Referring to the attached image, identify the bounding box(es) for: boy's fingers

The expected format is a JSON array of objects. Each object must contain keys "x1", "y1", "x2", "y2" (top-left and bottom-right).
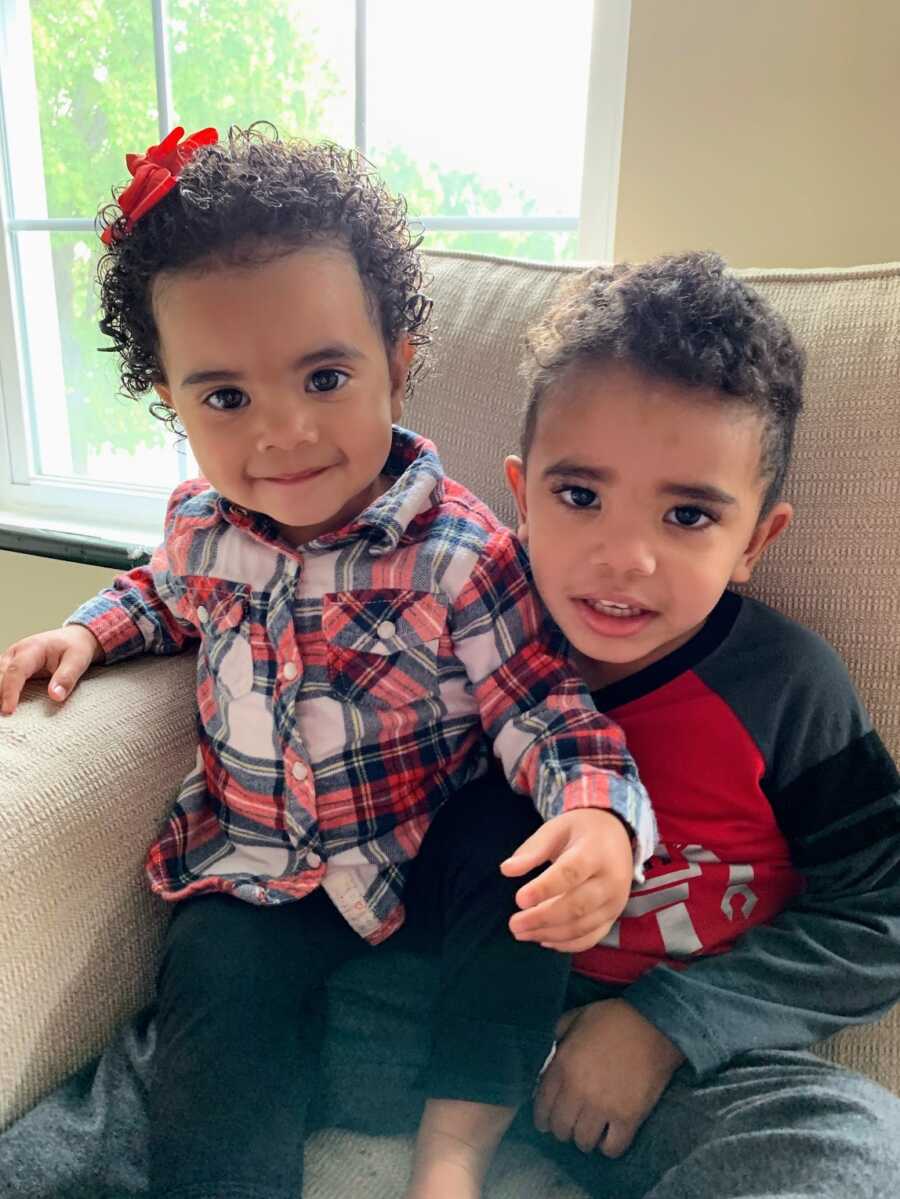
[
  {"x1": 555, "y1": 1008, "x2": 581, "y2": 1039},
  {"x1": 574, "y1": 1108, "x2": 609, "y2": 1154},
  {"x1": 599, "y1": 1119, "x2": 636, "y2": 1159},
  {"x1": 500, "y1": 820, "x2": 563, "y2": 878},
  {"x1": 533, "y1": 1067, "x2": 562, "y2": 1134},
  {"x1": 549, "y1": 1090, "x2": 582, "y2": 1145}
]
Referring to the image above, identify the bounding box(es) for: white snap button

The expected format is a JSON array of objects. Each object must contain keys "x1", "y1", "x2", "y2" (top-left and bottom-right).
[
  {"x1": 292, "y1": 761, "x2": 308, "y2": 781},
  {"x1": 196, "y1": 605, "x2": 209, "y2": 624},
  {"x1": 307, "y1": 851, "x2": 322, "y2": 869},
  {"x1": 377, "y1": 619, "x2": 396, "y2": 640},
  {"x1": 283, "y1": 662, "x2": 298, "y2": 680}
]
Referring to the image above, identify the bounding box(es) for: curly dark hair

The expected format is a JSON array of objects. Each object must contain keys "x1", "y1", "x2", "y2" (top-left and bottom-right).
[
  {"x1": 520, "y1": 251, "x2": 805, "y2": 515},
  {"x1": 97, "y1": 123, "x2": 432, "y2": 428}
]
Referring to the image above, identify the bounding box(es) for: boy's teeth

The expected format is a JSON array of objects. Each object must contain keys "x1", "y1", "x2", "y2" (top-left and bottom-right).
[{"x1": 585, "y1": 599, "x2": 643, "y2": 617}]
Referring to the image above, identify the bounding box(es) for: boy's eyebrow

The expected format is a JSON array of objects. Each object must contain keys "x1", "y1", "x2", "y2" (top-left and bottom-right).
[
  {"x1": 542, "y1": 462, "x2": 615, "y2": 484},
  {"x1": 659, "y1": 482, "x2": 737, "y2": 506},
  {"x1": 180, "y1": 343, "x2": 365, "y2": 387},
  {"x1": 542, "y1": 462, "x2": 737, "y2": 506}
]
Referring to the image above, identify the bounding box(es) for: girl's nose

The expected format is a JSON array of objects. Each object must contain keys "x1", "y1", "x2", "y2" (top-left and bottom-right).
[{"x1": 254, "y1": 397, "x2": 319, "y2": 453}]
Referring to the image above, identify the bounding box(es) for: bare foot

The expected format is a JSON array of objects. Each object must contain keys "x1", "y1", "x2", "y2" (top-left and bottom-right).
[
  {"x1": 403, "y1": 1098, "x2": 516, "y2": 1199},
  {"x1": 403, "y1": 1127, "x2": 485, "y2": 1199}
]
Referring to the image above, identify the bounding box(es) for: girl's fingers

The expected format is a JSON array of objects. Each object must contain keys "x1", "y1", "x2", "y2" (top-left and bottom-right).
[
  {"x1": 500, "y1": 819, "x2": 563, "y2": 878},
  {"x1": 513, "y1": 846, "x2": 593, "y2": 909}
]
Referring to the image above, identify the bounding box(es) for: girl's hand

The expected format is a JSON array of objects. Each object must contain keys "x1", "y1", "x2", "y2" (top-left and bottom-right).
[
  {"x1": 0, "y1": 625, "x2": 103, "y2": 715},
  {"x1": 534, "y1": 999, "x2": 685, "y2": 1156},
  {"x1": 501, "y1": 808, "x2": 633, "y2": 952}
]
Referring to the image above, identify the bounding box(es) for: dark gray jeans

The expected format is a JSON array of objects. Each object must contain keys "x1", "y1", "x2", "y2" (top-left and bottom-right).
[{"x1": 3, "y1": 944, "x2": 900, "y2": 1198}]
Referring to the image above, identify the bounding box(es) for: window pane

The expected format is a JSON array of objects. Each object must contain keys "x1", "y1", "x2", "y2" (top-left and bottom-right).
[
  {"x1": 169, "y1": 0, "x2": 354, "y2": 145},
  {"x1": 422, "y1": 229, "x2": 579, "y2": 264},
  {"x1": 14, "y1": 230, "x2": 189, "y2": 488},
  {"x1": 28, "y1": 1, "x2": 157, "y2": 220},
  {"x1": 367, "y1": 0, "x2": 593, "y2": 222}
]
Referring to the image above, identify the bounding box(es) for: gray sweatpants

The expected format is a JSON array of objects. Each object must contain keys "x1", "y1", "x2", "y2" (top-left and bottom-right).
[{"x1": 3, "y1": 946, "x2": 900, "y2": 1198}]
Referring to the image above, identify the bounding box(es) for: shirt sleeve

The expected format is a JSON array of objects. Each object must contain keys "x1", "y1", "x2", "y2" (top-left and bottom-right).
[
  {"x1": 448, "y1": 527, "x2": 657, "y2": 877},
  {"x1": 65, "y1": 482, "x2": 203, "y2": 663},
  {"x1": 623, "y1": 729, "x2": 900, "y2": 1078}
]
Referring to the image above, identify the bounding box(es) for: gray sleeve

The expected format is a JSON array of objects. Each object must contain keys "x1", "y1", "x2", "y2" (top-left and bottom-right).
[{"x1": 623, "y1": 805, "x2": 900, "y2": 1078}]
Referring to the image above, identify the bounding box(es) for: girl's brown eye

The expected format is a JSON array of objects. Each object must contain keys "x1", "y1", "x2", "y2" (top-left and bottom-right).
[
  {"x1": 308, "y1": 369, "x2": 348, "y2": 393},
  {"x1": 204, "y1": 387, "x2": 248, "y2": 411}
]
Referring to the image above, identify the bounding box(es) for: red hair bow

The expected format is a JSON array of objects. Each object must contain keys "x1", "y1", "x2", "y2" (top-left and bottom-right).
[{"x1": 101, "y1": 125, "x2": 219, "y2": 245}]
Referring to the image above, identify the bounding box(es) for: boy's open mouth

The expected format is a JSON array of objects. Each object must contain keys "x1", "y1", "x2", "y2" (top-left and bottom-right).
[{"x1": 573, "y1": 596, "x2": 657, "y2": 638}]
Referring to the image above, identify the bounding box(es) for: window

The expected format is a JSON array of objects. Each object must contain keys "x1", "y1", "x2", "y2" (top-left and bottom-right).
[{"x1": 0, "y1": 0, "x2": 629, "y2": 555}]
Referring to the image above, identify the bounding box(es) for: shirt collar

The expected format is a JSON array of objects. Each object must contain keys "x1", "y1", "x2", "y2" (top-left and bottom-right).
[{"x1": 216, "y1": 426, "x2": 445, "y2": 557}]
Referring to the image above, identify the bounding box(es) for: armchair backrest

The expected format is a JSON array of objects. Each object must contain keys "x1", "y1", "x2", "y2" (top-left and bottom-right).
[{"x1": 414, "y1": 252, "x2": 900, "y2": 760}]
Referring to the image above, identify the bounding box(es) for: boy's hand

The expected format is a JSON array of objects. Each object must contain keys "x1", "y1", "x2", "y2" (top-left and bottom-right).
[
  {"x1": 502, "y1": 808, "x2": 632, "y2": 951},
  {"x1": 534, "y1": 999, "x2": 685, "y2": 1156},
  {"x1": 0, "y1": 625, "x2": 103, "y2": 716}
]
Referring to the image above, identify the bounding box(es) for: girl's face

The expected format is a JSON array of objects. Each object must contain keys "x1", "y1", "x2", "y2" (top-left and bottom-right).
[
  {"x1": 506, "y1": 361, "x2": 791, "y2": 689},
  {"x1": 152, "y1": 245, "x2": 409, "y2": 545}
]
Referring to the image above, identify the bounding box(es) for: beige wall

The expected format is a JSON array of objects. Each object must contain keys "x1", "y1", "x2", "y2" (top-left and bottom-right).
[
  {"x1": 615, "y1": 0, "x2": 900, "y2": 268},
  {"x1": 0, "y1": 551, "x2": 116, "y2": 647}
]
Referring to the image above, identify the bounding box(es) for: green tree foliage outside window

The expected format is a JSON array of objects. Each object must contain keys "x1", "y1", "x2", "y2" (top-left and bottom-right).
[{"x1": 29, "y1": 1, "x2": 576, "y2": 469}]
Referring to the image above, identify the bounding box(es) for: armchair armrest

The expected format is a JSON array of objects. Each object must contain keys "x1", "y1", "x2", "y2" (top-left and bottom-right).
[{"x1": 0, "y1": 654, "x2": 196, "y2": 1128}]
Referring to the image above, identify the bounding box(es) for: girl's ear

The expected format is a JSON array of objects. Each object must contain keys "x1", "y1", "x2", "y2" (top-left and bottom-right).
[
  {"x1": 730, "y1": 501, "x2": 793, "y2": 584},
  {"x1": 389, "y1": 337, "x2": 416, "y2": 422},
  {"x1": 504, "y1": 455, "x2": 529, "y2": 544},
  {"x1": 153, "y1": 382, "x2": 173, "y2": 408}
]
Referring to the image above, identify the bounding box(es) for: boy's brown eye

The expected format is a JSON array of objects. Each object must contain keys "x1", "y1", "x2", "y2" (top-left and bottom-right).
[
  {"x1": 558, "y1": 485, "x2": 599, "y2": 509},
  {"x1": 668, "y1": 505, "x2": 713, "y2": 528}
]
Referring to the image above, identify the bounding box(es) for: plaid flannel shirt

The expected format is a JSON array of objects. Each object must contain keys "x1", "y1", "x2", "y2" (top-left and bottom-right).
[{"x1": 69, "y1": 428, "x2": 655, "y2": 943}]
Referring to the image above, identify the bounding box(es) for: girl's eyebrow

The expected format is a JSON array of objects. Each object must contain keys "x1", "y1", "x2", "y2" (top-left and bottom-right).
[{"x1": 180, "y1": 343, "x2": 365, "y2": 387}]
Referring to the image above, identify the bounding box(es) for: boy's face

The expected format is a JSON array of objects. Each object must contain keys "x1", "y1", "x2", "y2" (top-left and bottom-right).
[
  {"x1": 153, "y1": 245, "x2": 410, "y2": 545},
  {"x1": 506, "y1": 361, "x2": 792, "y2": 688}
]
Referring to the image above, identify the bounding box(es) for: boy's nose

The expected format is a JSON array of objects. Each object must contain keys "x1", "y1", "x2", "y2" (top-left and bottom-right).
[{"x1": 588, "y1": 530, "x2": 656, "y2": 577}]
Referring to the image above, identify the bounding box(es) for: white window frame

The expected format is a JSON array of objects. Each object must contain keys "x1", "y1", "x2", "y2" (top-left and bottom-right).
[{"x1": 0, "y1": 0, "x2": 630, "y2": 552}]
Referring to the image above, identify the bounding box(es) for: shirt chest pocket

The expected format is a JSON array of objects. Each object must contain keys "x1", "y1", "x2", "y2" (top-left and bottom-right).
[
  {"x1": 183, "y1": 580, "x2": 254, "y2": 701},
  {"x1": 322, "y1": 590, "x2": 448, "y2": 709}
]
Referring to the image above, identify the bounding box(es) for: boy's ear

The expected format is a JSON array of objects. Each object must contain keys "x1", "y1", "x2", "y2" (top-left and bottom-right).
[
  {"x1": 730, "y1": 501, "x2": 793, "y2": 585},
  {"x1": 504, "y1": 455, "x2": 529, "y2": 544},
  {"x1": 389, "y1": 336, "x2": 415, "y2": 422}
]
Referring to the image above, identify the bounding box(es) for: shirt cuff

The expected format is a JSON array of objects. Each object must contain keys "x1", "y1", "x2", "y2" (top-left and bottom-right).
[
  {"x1": 623, "y1": 967, "x2": 731, "y2": 1079},
  {"x1": 65, "y1": 595, "x2": 147, "y2": 663},
  {"x1": 560, "y1": 771, "x2": 657, "y2": 884}
]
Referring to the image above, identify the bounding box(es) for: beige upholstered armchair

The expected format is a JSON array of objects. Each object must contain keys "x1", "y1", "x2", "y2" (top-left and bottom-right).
[{"x1": 2, "y1": 253, "x2": 898, "y2": 1196}]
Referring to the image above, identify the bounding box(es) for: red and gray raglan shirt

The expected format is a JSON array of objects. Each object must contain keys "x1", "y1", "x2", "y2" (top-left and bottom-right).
[
  {"x1": 572, "y1": 589, "x2": 900, "y2": 1077},
  {"x1": 66, "y1": 428, "x2": 655, "y2": 945}
]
